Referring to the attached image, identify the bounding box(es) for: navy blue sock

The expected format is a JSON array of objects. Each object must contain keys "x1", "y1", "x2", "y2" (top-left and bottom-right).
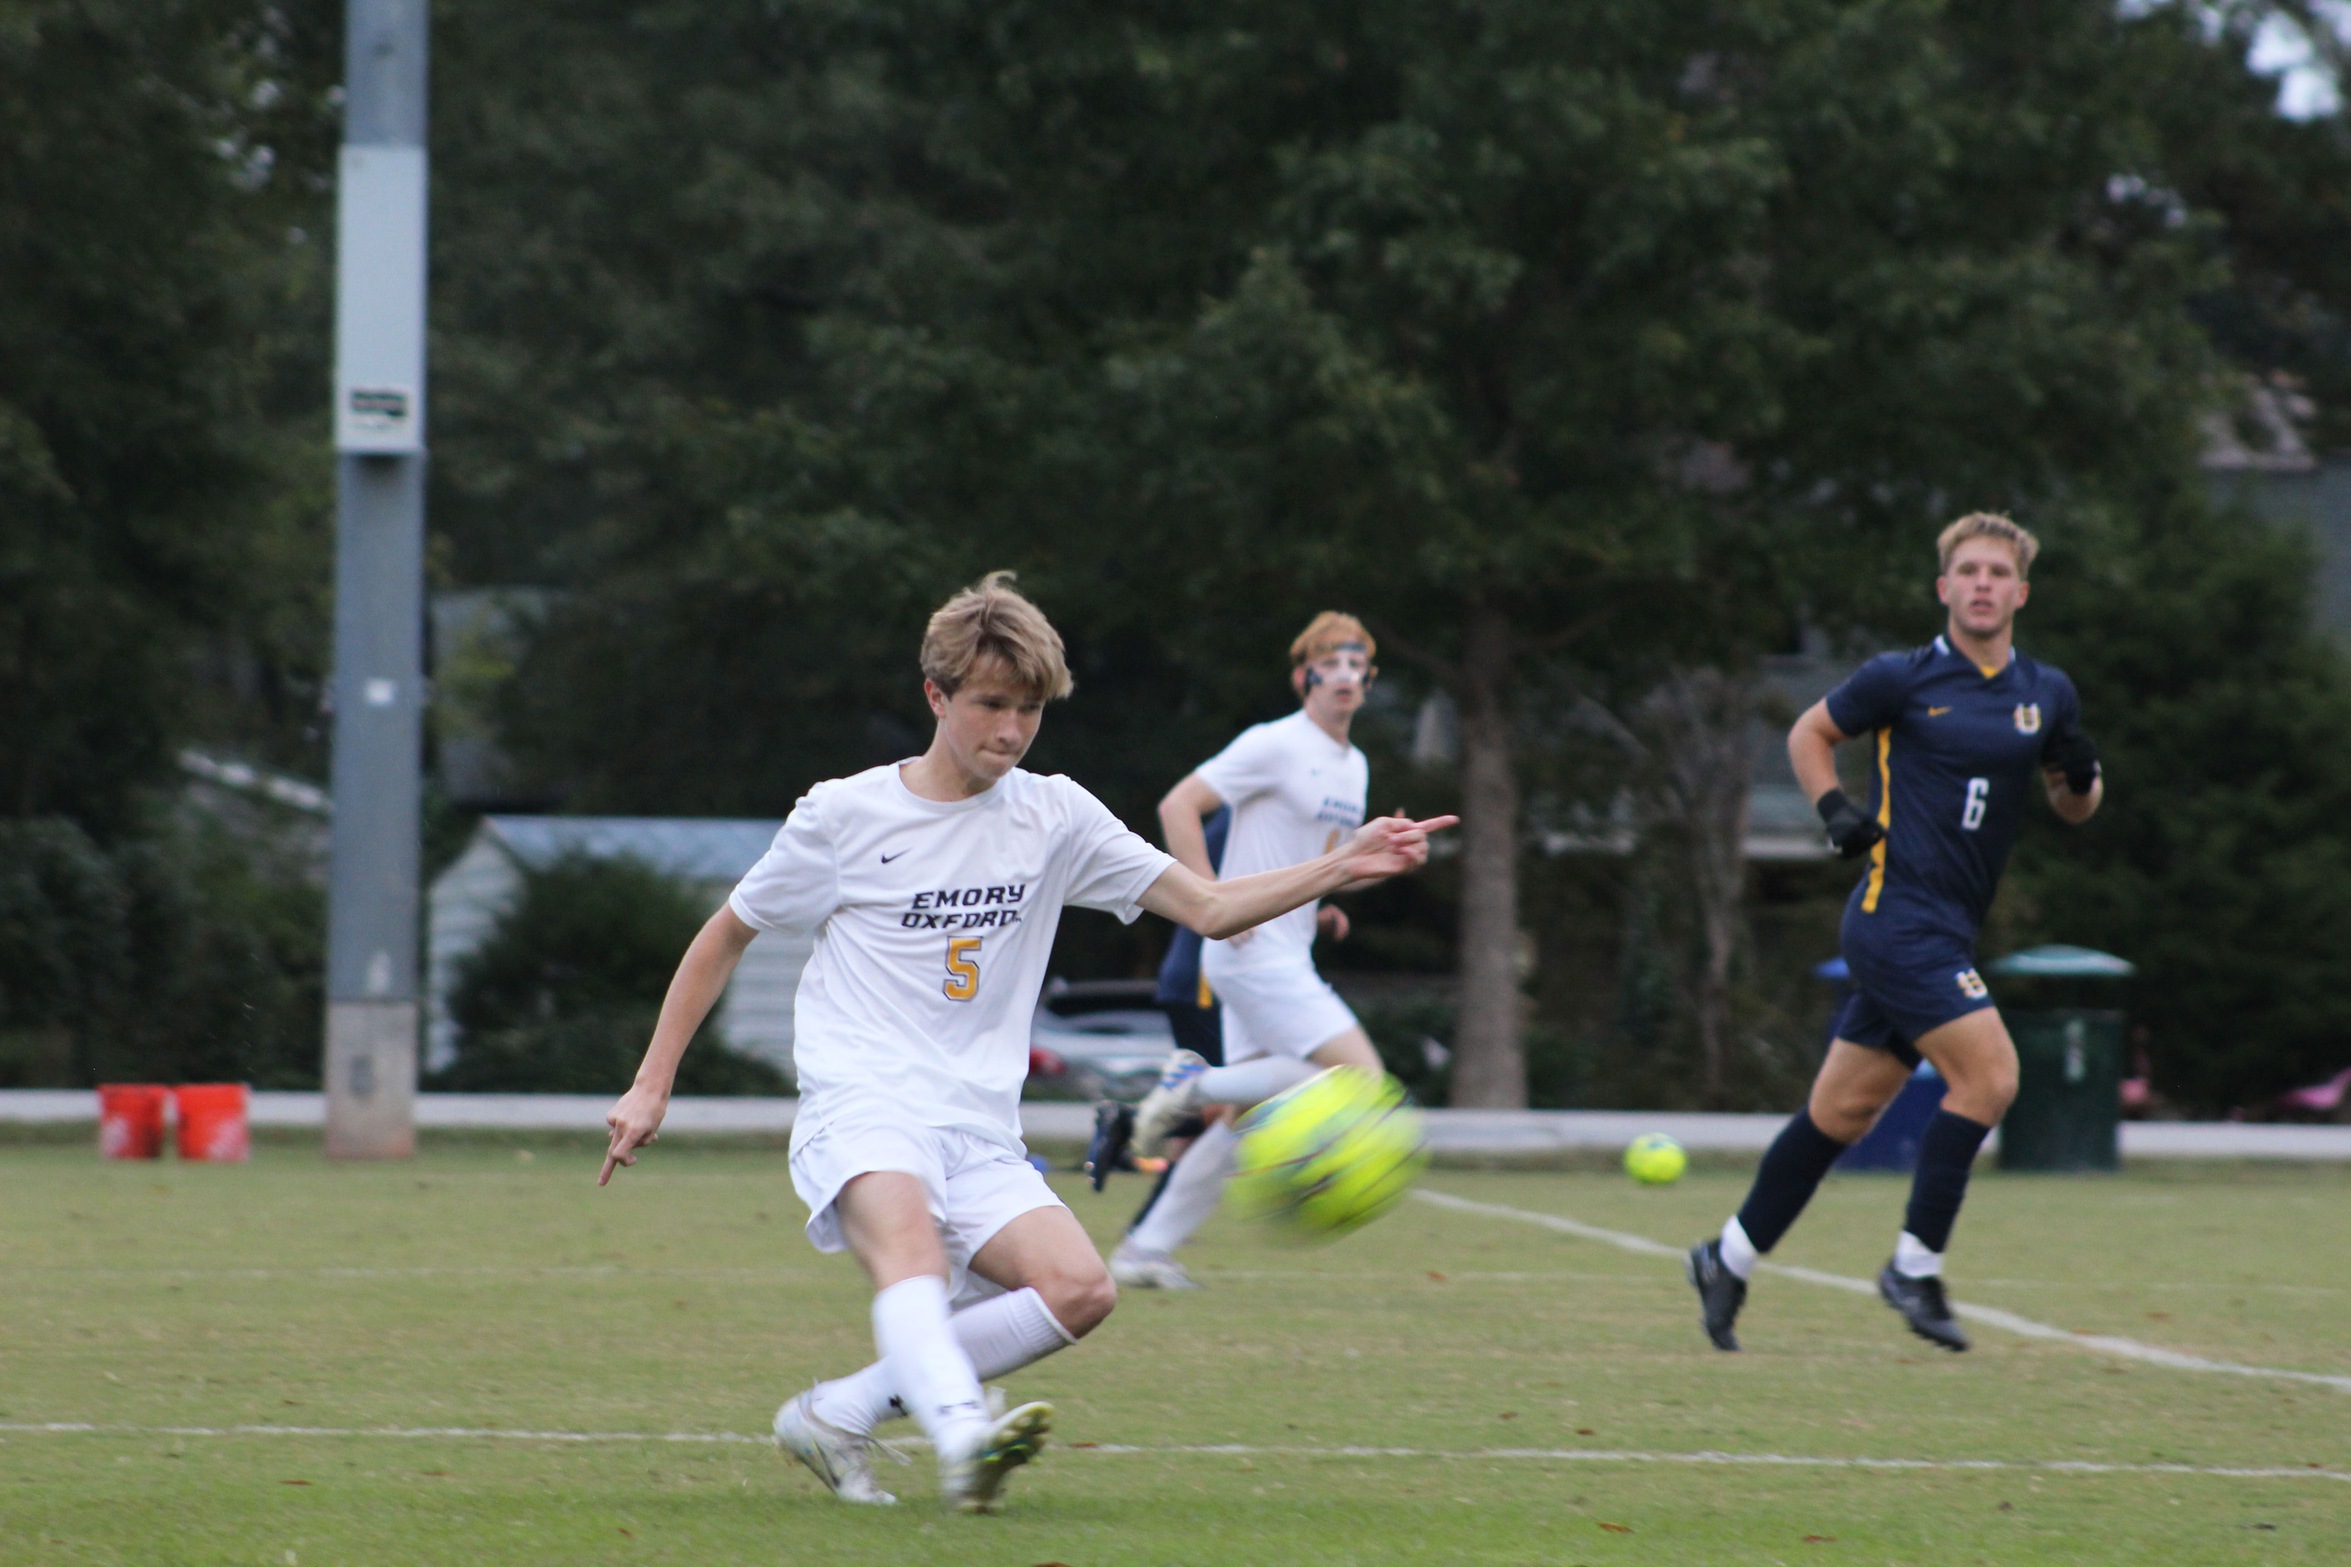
[
  {"x1": 1903, "y1": 1109, "x2": 1994, "y2": 1256},
  {"x1": 1734, "y1": 1110, "x2": 1851, "y2": 1254}
]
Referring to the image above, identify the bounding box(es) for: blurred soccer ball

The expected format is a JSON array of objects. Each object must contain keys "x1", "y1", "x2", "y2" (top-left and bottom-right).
[
  {"x1": 1229, "y1": 1067, "x2": 1428, "y2": 1239},
  {"x1": 1623, "y1": 1132, "x2": 1688, "y2": 1185}
]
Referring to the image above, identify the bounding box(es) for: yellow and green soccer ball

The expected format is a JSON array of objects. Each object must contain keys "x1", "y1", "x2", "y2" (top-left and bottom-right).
[
  {"x1": 1228, "y1": 1067, "x2": 1428, "y2": 1239},
  {"x1": 1623, "y1": 1131, "x2": 1688, "y2": 1185}
]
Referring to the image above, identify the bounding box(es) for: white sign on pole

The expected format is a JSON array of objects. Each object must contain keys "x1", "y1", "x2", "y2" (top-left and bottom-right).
[{"x1": 333, "y1": 145, "x2": 428, "y2": 454}]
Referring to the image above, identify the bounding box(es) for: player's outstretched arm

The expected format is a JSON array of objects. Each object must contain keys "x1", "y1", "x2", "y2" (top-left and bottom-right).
[
  {"x1": 1138, "y1": 813, "x2": 1456, "y2": 941},
  {"x1": 600, "y1": 906, "x2": 758, "y2": 1186}
]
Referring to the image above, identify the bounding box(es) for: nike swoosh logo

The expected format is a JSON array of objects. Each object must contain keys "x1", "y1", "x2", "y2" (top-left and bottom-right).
[
  {"x1": 880, "y1": 850, "x2": 909, "y2": 864},
  {"x1": 1926, "y1": 706, "x2": 1951, "y2": 717}
]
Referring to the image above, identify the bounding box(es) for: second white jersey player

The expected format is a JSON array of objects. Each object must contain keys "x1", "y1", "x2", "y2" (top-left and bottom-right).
[
  {"x1": 1196, "y1": 709, "x2": 1368, "y2": 975},
  {"x1": 1110, "y1": 612, "x2": 1396, "y2": 1290}
]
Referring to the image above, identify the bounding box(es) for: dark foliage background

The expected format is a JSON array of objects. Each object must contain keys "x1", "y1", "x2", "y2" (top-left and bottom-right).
[
  {"x1": 430, "y1": 854, "x2": 786, "y2": 1095},
  {"x1": 7, "y1": 0, "x2": 2351, "y2": 1108}
]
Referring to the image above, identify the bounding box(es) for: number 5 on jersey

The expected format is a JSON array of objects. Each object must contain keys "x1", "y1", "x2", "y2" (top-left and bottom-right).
[{"x1": 944, "y1": 936, "x2": 983, "y2": 1001}]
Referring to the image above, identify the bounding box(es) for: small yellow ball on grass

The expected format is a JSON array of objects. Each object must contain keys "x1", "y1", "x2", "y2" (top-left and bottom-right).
[{"x1": 1623, "y1": 1132, "x2": 1688, "y2": 1185}]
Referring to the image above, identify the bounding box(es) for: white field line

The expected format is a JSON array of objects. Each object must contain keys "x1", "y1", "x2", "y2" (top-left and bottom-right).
[
  {"x1": 5, "y1": 1265, "x2": 1637, "y2": 1286},
  {"x1": 18, "y1": 1262, "x2": 2341, "y2": 1292},
  {"x1": 0, "y1": 1422, "x2": 2340, "y2": 1485},
  {"x1": 12, "y1": 1265, "x2": 678, "y2": 1281},
  {"x1": 1412, "y1": 1188, "x2": 2351, "y2": 1395}
]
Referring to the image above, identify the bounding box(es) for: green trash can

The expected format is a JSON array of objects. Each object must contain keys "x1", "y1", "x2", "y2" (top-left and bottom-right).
[{"x1": 1986, "y1": 945, "x2": 2134, "y2": 1173}]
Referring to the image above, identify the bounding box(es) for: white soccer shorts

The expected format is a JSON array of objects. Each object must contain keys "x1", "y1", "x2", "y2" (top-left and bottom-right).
[
  {"x1": 791, "y1": 1115, "x2": 1065, "y2": 1308},
  {"x1": 1202, "y1": 954, "x2": 1360, "y2": 1065}
]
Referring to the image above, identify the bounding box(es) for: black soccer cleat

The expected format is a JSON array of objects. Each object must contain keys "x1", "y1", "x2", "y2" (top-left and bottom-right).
[
  {"x1": 1085, "y1": 1101, "x2": 1135, "y2": 1192},
  {"x1": 1686, "y1": 1238, "x2": 1747, "y2": 1352},
  {"x1": 1878, "y1": 1262, "x2": 1970, "y2": 1352}
]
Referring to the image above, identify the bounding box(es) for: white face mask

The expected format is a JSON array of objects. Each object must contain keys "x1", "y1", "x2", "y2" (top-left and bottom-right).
[{"x1": 1301, "y1": 645, "x2": 1371, "y2": 695}]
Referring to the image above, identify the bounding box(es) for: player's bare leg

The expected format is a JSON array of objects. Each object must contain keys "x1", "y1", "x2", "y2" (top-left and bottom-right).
[
  {"x1": 1806, "y1": 1039, "x2": 1922, "y2": 1142},
  {"x1": 777, "y1": 1174, "x2": 965, "y2": 1504},
  {"x1": 1111, "y1": 1103, "x2": 1226, "y2": 1289},
  {"x1": 1881, "y1": 1010, "x2": 2020, "y2": 1350},
  {"x1": 933, "y1": 1205, "x2": 1102, "y2": 1509},
  {"x1": 831, "y1": 1175, "x2": 999, "y2": 1492},
  {"x1": 1910, "y1": 1009, "x2": 2020, "y2": 1128},
  {"x1": 1690, "y1": 1041, "x2": 1911, "y2": 1349},
  {"x1": 1305, "y1": 1028, "x2": 1381, "y2": 1075},
  {"x1": 792, "y1": 1197, "x2": 1094, "y2": 1510},
  {"x1": 967, "y1": 1204, "x2": 1117, "y2": 1337},
  {"x1": 826, "y1": 1172, "x2": 1067, "y2": 1511}
]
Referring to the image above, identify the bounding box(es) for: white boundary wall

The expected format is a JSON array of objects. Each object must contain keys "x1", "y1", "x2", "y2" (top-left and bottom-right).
[{"x1": 5, "y1": 1091, "x2": 2346, "y2": 1159}]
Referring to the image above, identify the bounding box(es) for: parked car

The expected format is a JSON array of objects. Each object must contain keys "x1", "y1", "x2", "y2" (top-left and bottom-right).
[{"x1": 1026, "y1": 978, "x2": 1173, "y2": 1101}]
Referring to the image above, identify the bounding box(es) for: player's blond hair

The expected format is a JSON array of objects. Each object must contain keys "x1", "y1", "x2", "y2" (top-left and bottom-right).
[
  {"x1": 1288, "y1": 611, "x2": 1376, "y2": 667},
  {"x1": 1937, "y1": 512, "x2": 2041, "y2": 577},
  {"x1": 920, "y1": 571, "x2": 1074, "y2": 700}
]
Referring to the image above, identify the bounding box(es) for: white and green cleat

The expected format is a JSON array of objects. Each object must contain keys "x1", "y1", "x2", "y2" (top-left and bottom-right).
[
  {"x1": 1108, "y1": 1238, "x2": 1203, "y2": 1290},
  {"x1": 940, "y1": 1399, "x2": 1054, "y2": 1514},
  {"x1": 1130, "y1": 1048, "x2": 1210, "y2": 1156},
  {"x1": 774, "y1": 1390, "x2": 907, "y2": 1505}
]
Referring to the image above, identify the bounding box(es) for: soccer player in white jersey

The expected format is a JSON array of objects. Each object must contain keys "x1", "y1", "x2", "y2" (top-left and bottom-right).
[
  {"x1": 600, "y1": 576, "x2": 1452, "y2": 1514},
  {"x1": 1107, "y1": 612, "x2": 1388, "y2": 1290}
]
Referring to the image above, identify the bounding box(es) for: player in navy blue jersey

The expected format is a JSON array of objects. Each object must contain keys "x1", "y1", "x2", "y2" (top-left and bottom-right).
[
  {"x1": 1152, "y1": 806, "x2": 1234, "y2": 1067},
  {"x1": 1083, "y1": 808, "x2": 1231, "y2": 1204},
  {"x1": 1688, "y1": 513, "x2": 2103, "y2": 1353}
]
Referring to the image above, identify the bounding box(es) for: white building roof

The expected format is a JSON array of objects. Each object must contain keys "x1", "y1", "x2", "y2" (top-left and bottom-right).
[{"x1": 478, "y1": 816, "x2": 784, "y2": 881}]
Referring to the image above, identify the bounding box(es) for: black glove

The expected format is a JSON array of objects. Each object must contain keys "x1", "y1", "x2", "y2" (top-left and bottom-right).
[
  {"x1": 2042, "y1": 727, "x2": 2100, "y2": 794},
  {"x1": 1816, "y1": 788, "x2": 1884, "y2": 860}
]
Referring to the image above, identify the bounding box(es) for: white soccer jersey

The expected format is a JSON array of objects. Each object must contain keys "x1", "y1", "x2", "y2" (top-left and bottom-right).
[
  {"x1": 1194, "y1": 709, "x2": 1368, "y2": 971},
  {"x1": 728, "y1": 763, "x2": 1174, "y2": 1151}
]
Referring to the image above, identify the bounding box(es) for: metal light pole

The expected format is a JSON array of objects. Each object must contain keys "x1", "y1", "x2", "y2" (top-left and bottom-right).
[{"x1": 323, "y1": 0, "x2": 429, "y2": 1158}]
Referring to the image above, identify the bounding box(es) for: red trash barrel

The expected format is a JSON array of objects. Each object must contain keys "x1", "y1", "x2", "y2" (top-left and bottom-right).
[
  {"x1": 98, "y1": 1084, "x2": 171, "y2": 1159},
  {"x1": 175, "y1": 1084, "x2": 250, "y2": 1163}
]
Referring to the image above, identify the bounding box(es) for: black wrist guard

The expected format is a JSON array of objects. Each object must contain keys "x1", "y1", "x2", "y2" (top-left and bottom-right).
[
  {"x1": 1817, "y1": 788, "x2": 1885, "y2": 860},
  {"x1": 2042, "y1": 728, "x2": 2100, "y2": 794}
]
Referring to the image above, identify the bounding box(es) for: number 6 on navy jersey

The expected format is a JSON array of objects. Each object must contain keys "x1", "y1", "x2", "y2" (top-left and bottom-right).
[
  {"x1": 944, "y1": 936, "x2": 982, "y2": 1001},
  {"x1": 1961, "y1": 777, "x2": 1989, "y2": 831}
]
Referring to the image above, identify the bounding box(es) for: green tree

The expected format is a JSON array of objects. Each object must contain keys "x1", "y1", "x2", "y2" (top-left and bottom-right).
[
  {"x1": 425, "y1": 0, "x2": 2351, "y2": 1108},
  {"x1": 2013, "y1": 506, "x2": 2351, "y2": 1112},
  {"x1": 942, "y1": 0, "x2": 2251, "y2": 1103},
  {"x1": 0, "y1": 814, "x2": 324, "y2": 1088},
  {"x1": 0, "y1": 0, "x2": 339, "y2": 828},
  {"x1": 0, "y1": 1, "x2": 339, "y2": 1089}
]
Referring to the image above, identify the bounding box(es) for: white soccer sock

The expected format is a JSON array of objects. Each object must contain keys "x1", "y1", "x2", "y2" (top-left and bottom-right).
[
  {"x1": 1125, "y1": 1117, "x2": 1241, "y2": 1254},
  {"x1": 953, "y1": 1285, "x2": 1079, "y2": 1380},
  {"x1": 1893, "y1": 1230, "x2": 1944, "y2": 1278},
  {"x1": 870, "y1": 1275, "x2": 988, "y2": 1456},
  {"x1": 1718, "y1": 1215, "x2": 1758, "y2": 1281},
  {"x1": 1194, "y1": 1056, "x2": 1316, "y2": 1108},
  {"x1": 805, "y1": 1361, "x2": 898, "y2": 1437},
  {"x1": 807, "y1": 1286, "x2": 1079, "y2": 1436}
]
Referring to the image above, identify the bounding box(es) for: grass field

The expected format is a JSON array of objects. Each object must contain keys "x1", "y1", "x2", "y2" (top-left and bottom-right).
[{"x1": 2, "y1": 1140, "x2": 2345, "y2": 1565}]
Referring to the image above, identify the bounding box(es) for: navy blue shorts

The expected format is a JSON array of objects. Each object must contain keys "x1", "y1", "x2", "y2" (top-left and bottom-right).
[{"x1": 1832, "y1": 903, "x2": 1995, "y2": 1067}]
